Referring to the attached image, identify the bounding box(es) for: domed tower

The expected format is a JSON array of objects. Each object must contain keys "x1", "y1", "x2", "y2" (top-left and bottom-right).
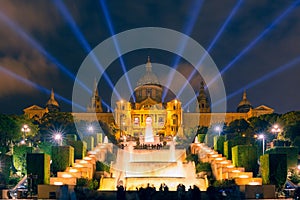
[
  {"x1": 134, "y1": 57, "x2": 163, "y2": 104},
  {"x1": 46, "y1": 88, "x2": 60, "y2": 112},
  {"x1": 197, "y1": 81, "x2": 210, "y2": 113},
  {"x1": 87, "y1": 79, "x2": 103, "y2": 113},
  {"x1": 237, "y1": 90, "x2": 253, "y2": 113}
]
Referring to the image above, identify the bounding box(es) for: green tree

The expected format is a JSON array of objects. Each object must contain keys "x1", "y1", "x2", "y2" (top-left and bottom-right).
[
  {"x1": 280, "y1": 111, "x2": 300, "y2": 126},
  {"x1": 0, "y1": 114, "x2": 19, "y2": 152},
  {"x1": 226, "y1": 119, "x2": 250, "y2": 134},
  {"x1": 13, "y1": 115, "x2": 39, "y2": 145},
  {"x1": 248, "y1": 117, "x2": 269, "y2": 133},
  {"x1": 39, "y1": 112, "x2": 77, "y2": 141},
  {"x1": 258, "y1": 113, "x2": 281, "y2": 125},
  {"x1": 283, "y1": 121, "x2": 300, "y2": 141}
]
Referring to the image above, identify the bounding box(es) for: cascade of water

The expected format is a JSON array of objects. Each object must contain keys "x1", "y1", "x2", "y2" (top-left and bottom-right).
[
  {"x1": 104, "y1": 136, "x2": 108, "y2": 143},
  {"x1": 194, "y1": 135, "x2": 199, "y2": 143},
  {"x1": 170, "y1": 137, "x2": 176, "y2": 162},
  {"x1": 144, "y1": 117, "x2": 154, "y2": 143}
]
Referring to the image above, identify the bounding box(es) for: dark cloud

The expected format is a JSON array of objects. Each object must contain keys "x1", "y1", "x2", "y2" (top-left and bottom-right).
[{"x1": 0, "y1": 0, "x2": 299, "y2": 114}]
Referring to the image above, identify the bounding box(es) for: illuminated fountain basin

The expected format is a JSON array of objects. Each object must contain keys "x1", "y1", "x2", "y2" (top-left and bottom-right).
[
  {"x1": 100, "y1": 147, "x2": 206, "y2": 191},
  {"x1": 113, "y1": 149, "x2": 186, "y2": 177}
]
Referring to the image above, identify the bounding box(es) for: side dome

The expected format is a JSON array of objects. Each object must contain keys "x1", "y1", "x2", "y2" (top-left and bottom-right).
[
  {"x1": 46, "y1": 89, "x2": 60, "y2": 112},
  {"x1": 237, "y1": 91, "x2": 253, "y2": 113}
]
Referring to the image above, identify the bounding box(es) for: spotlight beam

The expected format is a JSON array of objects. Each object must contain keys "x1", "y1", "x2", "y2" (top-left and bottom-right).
[
  {"x1": 53, "y1": 0, "x2": 121, "y2": 100},
  {"x1": 0, "y1": 11, "x2": 91, "y2": 94},
  {"x1": 207, "y1": 0, "x2": 300, "y2": 88},
  {"x1": 213, "y1": 55, "x2": 300, "y2": 107},
  {"x1": 0, "y1": 65, "x2": 85, "y2": 111},
  {"x1": 99, "y1": 0, "x2": 135, "y2": 101},
  {"x1": 177, "y1": 0, "x2": 243, "y2": 99},
  {"x1": 162, "y1": 0, "x2": 204, "y2": 101},
  {"x1": 183, "y1": 55, "x2": 300, "y2": 110}
]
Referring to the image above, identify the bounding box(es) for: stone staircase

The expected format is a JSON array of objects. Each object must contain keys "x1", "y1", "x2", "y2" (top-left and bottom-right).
[{"x1": 191, "y1": 143, "x2": 262, "y2": 186}]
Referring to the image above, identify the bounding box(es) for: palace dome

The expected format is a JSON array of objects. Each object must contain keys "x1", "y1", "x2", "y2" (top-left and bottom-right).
[{"x1": 137, "y1": 57, "x2": 160, "y2": 86}]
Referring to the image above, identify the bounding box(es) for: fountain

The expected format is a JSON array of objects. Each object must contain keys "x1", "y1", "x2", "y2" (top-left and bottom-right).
[
  {"x1": 144, "y1": 116, "x2": 154, "y2": 143},
  {"x1": 103, "y1": 136, "x2": 108, "y2": 144},
  {"x1": 170, "y1": 137, "x2": 176, "y2": 162},
  {"x1": 99, "y1": 121, "x2": 206, "y2": 191},
  {"x1": 194, "y1": 135, "x2": 199, "y2": 143}
]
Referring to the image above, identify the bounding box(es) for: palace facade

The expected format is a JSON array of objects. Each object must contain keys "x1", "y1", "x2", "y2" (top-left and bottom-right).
[{"x1": 24, "y1": 58, "x2": 274, "y2": 137}]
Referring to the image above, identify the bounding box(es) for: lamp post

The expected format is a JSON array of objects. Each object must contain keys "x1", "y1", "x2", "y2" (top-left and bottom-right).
[
  {"x1": 21, "y1": 124, "x2": 30, "y2": 144},
  {"x1": 258, "y1": 134, "x2": 265, "y2": 155},
  {"x1": 215, "y1": 126, "x2": 221, "y2": 136}
]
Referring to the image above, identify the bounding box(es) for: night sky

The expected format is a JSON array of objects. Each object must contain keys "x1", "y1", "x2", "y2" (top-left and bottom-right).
[{"x1": 0, "y1": 0, "x2": 299, "y2": 114}]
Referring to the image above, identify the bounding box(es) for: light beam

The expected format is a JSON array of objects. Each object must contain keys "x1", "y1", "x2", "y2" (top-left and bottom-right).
[
  {"x1": 53, "y1": 0, "x2": 121, "y2": 100},
  {"x1": 177, "y1": 0, "x2": 243, "y2": 99},
  {"x1": 207, "y1": 0, "x2": 300, "y2": 88},
  {"x1": 0, "y1": 65, "x2": 85, "y2": 111},
  {"x1": 0, "y1": 11, "x2": 91, "y2": 95},
  {"x1": 99, "y1": 0, "x2": 135, "y2": 102},
  {"x1": 214, "y1": 55, "x2": 300, "y2": 108},
  {"x1": 162, "y1": 0, "x2": 204, "y2": 101}
]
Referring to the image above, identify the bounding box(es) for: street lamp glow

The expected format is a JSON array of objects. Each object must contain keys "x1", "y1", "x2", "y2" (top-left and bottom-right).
[
  {"x1": 54, "y1": 133, "x2": 61, "y2": 140},
  {"x1": 21, "y1": 124, "x2": 30, "y2": 139},
  {"x1": 215, "y1": 126, "x2": 221, "y2": 136},
  {"x1": 21, "y1": 124, "x2": 30, "y2": 145},
  {"x1": 271, "y1": 124, "x2": 281, "y2": 139},
  {"x1": 54, "y1": 132, "x2": 62, "y2": 146},
  {"x1": 87, "y1": 126, "x2": 94, "y2": 132},
  {"x1": 271, "y1": 124, "x2": 281, "y2": 133}
]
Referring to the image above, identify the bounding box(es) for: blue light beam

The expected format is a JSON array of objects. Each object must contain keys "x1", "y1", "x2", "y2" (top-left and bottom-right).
[
  {"x1": 207, "y1": 0, "x2": 300, "y2": 88},
  {"x1": 177, "y1": 0, "x2": 243, "y2": 99},
  {"x1": 53, "y1": 0, "x2": 121, "y2": 100},
  {"x1": 162, "y1": 0, "x2": 204, "y2": 101},
  {"x1": 0, "y1": 11, "x2": 91, "y2": 95},
  {"x1": 0, "y1": 65, "x2": 85, "y2": 111},
  {"x1": 99, "y1": 0, "x2": 135, "y2": 102},
  {"x1": 213, "y1": 56, "x2": 300, "y2": 108},
  {"x1": 183, "y1": 56, "x2": 300, "y2": 110}
]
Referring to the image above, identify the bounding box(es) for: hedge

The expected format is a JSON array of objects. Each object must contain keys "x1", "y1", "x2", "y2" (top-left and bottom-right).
[
  {"x1": 214, "y1": 136, "x2": 225, "y2": 154},
  {"x1": 67, "y1": 140, "x2": 87, "y2": 160},
  {"x1": 51, "y1": 146, "x2": 74, "y2": 174},
  {"x1": 27, "y1": 153, "x2": 50, "y2": 184},
  {"x1": 232, "y1": 145, "x2": 258, "y2": 175},
  {"x1": 13, "y1": 146, "x2": 33, "y2": 174},
  {"x1": 260, "y1": 154, "x2": 287, "y2": 188},
  {"x1": 265, "y1": 146, "x2": 298, "y2": 168}
]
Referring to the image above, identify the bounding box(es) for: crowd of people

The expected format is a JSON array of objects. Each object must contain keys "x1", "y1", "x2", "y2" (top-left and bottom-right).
[
  {"x1": 135, "y1": 143, "x2": 164, "y2": 150},
  {"x1": 119, "y1": 143, "x2": 166, "y2": 150},
  {"x1": 116, "y1": 182, "x2": 202, "y2": 200}
]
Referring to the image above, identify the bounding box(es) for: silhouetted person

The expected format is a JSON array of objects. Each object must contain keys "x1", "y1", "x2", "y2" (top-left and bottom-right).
[
  {"x1": 117, "y1": 184, "x2": 125, "y2": 200},
  {"x1": 187, "y1": 186, "x2": 193, "y2": 200},
  {"x1": 192, "y1": 185, "x2": 201, "y2": 200},
  {"x1": 177, "y1": 183, "x2": 185, "y2": 200},
  {"x1": 206, "y1": 186, "x2": 216, "y2": 200}
]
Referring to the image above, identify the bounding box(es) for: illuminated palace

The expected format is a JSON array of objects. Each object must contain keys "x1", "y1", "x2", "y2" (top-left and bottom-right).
[{"x1": 24, "y1": 58, "x2": 274, "y2": 137}]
